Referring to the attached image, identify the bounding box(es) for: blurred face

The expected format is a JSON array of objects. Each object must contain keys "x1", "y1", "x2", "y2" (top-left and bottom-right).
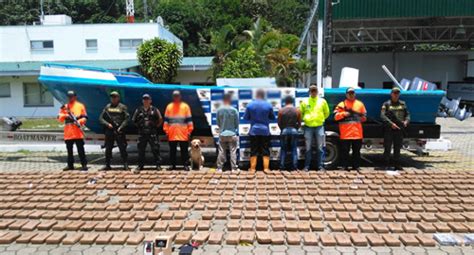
[
  {"x1": 391, "y1": 91, "x2": 400, "y2": 101},
  {"x1": 110, "y1": 95, "x2": 120, "y2": 104},
  {"x1": 309, "y1": 89, "x2": 318, "y2": 98},
  {"x1": 173, "y1": 94, "x2": 181, "y2": 103},
  {"x1": 143, "y1": 98, "x2": 151, "y2": 107},
  {"x1": 346, "y1": 91, "x2": 356, "y2": 100},
  {"x1": 68, "y1": 95, "x2": 77, "y2": 103}
]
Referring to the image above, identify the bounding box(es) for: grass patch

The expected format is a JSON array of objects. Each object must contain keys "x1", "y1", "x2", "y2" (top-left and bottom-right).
[
  {"x1": 17, "y1": 149, "x2": 32, "y2": 155},
  {"x1": 19, "y1": 118, "x2": 63, "y2": 130}
]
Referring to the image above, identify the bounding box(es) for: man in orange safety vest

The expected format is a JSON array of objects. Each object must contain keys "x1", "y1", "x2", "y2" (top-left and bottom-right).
[
  {"x1": 57, "y1": 90, "x2": 88, "y2": 171},
  {"x1": 163, "y1": 90, "x2": 194, "y2": 171},
  {"x1": 334, "y1": 87, "x2": 367, "y2": 170}
]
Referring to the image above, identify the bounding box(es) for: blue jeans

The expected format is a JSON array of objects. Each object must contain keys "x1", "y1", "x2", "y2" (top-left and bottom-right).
[
  {"x1": 280, "y1": 128, "x2": 299, "y2": 170},
  {"x1": 303, "y1": 126, "x2": 325, "y2": 169}
]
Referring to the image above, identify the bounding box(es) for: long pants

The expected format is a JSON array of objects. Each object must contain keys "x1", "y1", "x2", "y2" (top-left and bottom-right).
[
  {"x1": 169, "y1": 141, "x2": 189, "y2": 167},
  {"x1": 341, "y1": 139, "x2": 362, "y2": 169},
  {"x1": 65, "y1": 139, "x2": 87, "y2": 168},
  {"x1": 137, "y1": 133, "x2": 161, "y2": 167},
  {"x1": 303, "y1": 126, "x2": 325, "y2": 170},
  {"x1": 104, "y1": 131, "x2": 128, "y2": 166},
  {"x1": 217, "y1": 135, "x2": 238, "y2": 170},
  {"x1": 280, "y1": 128, "x2": 299, "y2": 170},
  {"x1": 383, "y1": 127, "x2": 403, "y2": 165}
]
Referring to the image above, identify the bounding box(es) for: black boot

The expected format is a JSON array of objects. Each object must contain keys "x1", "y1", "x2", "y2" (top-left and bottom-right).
[
  {"x1": 80, "y1": 164, "x2": 88, "y2": 171},
  {"x1": 394, "y1": 165, "x2": 404, "y2": 171},
  {"x1": 123, "y1": 163, "x2": 130, "y2": 170}
]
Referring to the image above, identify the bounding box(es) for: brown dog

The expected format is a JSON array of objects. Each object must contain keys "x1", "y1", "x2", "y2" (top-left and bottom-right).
[{"x1": 189, "y1": 139, "x2": 205, "y2": 170}]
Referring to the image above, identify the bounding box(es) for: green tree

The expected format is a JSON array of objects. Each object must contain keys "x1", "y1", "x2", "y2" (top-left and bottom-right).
[
  {"x1": 213, "y1": 18, "x2": 314, "y2": 87},
  {"x1": 218, "y1": 47, "x2": 265, "y2": 78},
  {"x1": 264, "y1": 0, "x2": 310, "y2": 35},
  {"x1": 137, "y1": 38, "x2": 183, "y2": 83},
  {"x1": 292, "y1": 58, "x2": 314, "y2": 86},
  {"x1": 210, "y1": 24, "x2": 238, "y2": 80}
]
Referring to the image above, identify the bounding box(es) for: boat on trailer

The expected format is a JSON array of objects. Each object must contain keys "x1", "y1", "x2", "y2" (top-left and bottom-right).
[{"x1": 39, "y1": 63, "x2": 445, "y2": 168}]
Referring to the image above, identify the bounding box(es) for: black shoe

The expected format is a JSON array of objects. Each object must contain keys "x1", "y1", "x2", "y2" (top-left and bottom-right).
[
  {"x1": 123, "y1": 164, "x2": 130, "y2": 170},
  {"x1": 168, "y1": 165, "x2": 177, "y2": 171},
  {"x1": 100, "y1": 165, "x2": 112, "y2": 171},
  {"x1": 394, "y1": 165, "x2": 404, "y2": 171},
  {"x1": 344, "y1": 166, "x2": 350, "y2": 171},
  {"x1": 184, "y1": 166, "x2": 190, "y2": 171},
  {"x1": 156, "y1": 165, "x2": 162, "y2": 171},
  {"x1": 63, "y1": 166, "x2": 74, "y2": 171},
  {"x1": 80, "y1": 165, "x2": 88, "y2": 171}
]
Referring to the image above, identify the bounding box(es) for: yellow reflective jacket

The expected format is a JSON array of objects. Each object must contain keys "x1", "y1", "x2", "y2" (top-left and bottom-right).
[{"x1": 299, "y1": 97, "x2": 330, "y2": 127}]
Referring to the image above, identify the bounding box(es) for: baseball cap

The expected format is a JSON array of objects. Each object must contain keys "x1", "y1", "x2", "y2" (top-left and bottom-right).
[
  {"x1": 172, "y1": 90, "x2": 181, "y2": 96},
  {"x1": 110, "y1": 91, "x2": 120, "y2": 97},
  {"x1": 67, "y1": 90, "x2": 76, "y2": 97},
  {"x1": 391, "y1": 87, "x2": 401, "y2": 93},
  {"x1": 346, "y1": 87, "x2": 356, "y2": 93},
  {"x1": 142, "y1": 93, "x2": 151, "y2": 99}
]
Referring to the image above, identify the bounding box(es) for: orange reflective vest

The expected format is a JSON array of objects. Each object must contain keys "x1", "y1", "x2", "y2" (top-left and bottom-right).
[
  {"x1": 163, "y1": 102, "x2": 194, "y2": 141},
  {"x1": 334, "y1": 99, "x2": 367, "y2": 140},
  {"x1": 58, "y1": 101, "x2": 87, "y2": 140}
]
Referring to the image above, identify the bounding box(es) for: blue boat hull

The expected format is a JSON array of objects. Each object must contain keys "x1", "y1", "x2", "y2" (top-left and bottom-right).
[{"x1": 38, "y1": 64, "x2": 445, "y2": 135}]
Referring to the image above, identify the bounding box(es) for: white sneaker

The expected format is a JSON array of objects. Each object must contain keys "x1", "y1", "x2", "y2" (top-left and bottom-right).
[{"x1": 216, "y1": 168, "x2": 223, "y2": 172}]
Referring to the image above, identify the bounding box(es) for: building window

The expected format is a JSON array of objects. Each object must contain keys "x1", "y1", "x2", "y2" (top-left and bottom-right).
[
  {"x1": 85, "y1": 39, "x2": 98, "y2": 49},
  {"x1": 119, "y1": 39, "x2": 143, "y2": 49},
  {"x1": 23, "y1": 83, "x2": 54, "y2": 107},
  {"x1": 0, "y1": 83, "x2": 11, "y2": 98},
  {"x1": 30, "y1": 40, "x2": 54, "y2": 50}
]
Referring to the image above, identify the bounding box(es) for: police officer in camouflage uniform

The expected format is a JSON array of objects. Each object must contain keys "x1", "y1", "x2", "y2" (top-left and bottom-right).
[
  {"x1": 132, "y1": 94, "x2": 163, "y2": 173},
  {"x1": 381, "y1": 87, "x2": 411, "y2": 170},
  {"x1": 99, "y1": 91, "x2": 130, "y2": 171}
]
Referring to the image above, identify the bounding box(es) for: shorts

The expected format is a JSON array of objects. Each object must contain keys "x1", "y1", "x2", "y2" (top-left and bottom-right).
[{"x1": 250, "y1": 135, "x2": 270, "y2": 157}]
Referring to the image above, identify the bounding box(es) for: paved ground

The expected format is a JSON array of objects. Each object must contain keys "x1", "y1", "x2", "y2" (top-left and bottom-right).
[{"x1": 0, "y1": 118, "x2": 472, "y2": 254}]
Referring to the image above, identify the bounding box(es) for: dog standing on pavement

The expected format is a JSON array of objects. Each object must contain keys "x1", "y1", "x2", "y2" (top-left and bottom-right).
[{"x1": 189, "y1": 139, "x2": 205, "y2": 170}]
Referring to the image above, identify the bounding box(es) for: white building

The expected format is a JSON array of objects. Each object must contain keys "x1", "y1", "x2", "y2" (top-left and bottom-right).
[{"x1": 0, "y1": 15, "x2": 211, "y2": 117}]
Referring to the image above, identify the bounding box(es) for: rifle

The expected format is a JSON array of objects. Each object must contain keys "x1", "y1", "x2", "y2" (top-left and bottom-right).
[
  {"x1": 61, "y1": 104, "x2": 85, "y2": 136},
  {"x1": 104, "y1": 109, "x2": 122, "y2": 135},
  {"x1": 336, "y1": 106, "x2": 383, "y2": 125},
  {"x1": 385, "y1": 110, "x2": 407, "y2": 135}
]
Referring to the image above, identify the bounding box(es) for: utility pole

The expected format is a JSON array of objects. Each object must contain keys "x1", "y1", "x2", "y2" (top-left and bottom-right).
[
  {"x1": 143, "y1": 0, "x2": 148, "y2": 21},
  {"x1": 322, "y1": 0, "x2": 333, "y2": 88}
]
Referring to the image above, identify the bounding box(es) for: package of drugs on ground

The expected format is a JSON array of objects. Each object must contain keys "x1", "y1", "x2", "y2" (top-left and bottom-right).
[
  {"x1": 464, "y1": 234, "x2": 474, "y2": 245},
  {"x1": 433, "y1": 233, "x2": 459, "y2": 246}
]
